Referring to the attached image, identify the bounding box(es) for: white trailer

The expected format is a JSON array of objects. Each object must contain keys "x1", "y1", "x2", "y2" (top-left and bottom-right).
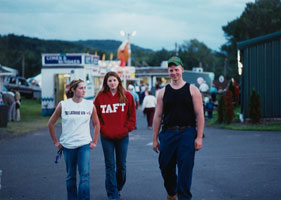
[{"x1": 41, "y1": 53, "x2": 99, "y2": 116}]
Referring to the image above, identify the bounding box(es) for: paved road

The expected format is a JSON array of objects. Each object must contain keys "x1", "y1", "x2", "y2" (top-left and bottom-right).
[{"x1": 0, "y1": 109, "x2": 281, "y2": 200}]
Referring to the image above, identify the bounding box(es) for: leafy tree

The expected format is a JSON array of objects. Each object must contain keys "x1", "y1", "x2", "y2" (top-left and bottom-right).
[
  {"x1": 221, "y1": 0, "x2": 281, "y2": 81},
  {"x1": 178, "y1": 39, "x2": 215, "y2": 71},
  {"x1": 147, "y1": 48, "x2": 173, "y2": 66},
  {"x1": 0, "y1": 34, "x2": 226, "y2": 79}
]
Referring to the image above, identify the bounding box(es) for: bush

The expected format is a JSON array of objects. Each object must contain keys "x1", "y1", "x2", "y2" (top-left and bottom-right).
[
  {"x1": 217, "y1": 94, "x2": 225, "y2": 123},
  {"x1": 224, "y1": 89, "x2": 234, "y2": 124},
  {"x1": 249, "y1": 89, "x2": 262, "y2": 123}
]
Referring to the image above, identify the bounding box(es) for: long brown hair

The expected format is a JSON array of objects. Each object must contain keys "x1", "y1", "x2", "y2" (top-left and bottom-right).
[
  {"x1": 66, "y1": 79, "x2": 84, "y2": 99},
  {"x1": 97, "y1": 71, "x2": 127, "y2": 103}
]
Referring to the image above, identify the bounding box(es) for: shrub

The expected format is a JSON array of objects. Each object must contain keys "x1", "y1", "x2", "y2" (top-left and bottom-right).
[
  {"x1": 224, "y1": 89, "x2": 234, "y2": 124},
  {"x1": 249, "y1": 89, "x2": 262, "y2": 123},
  {"x1": 217, "y1": 94, "x2": 225, "y2": 123}
]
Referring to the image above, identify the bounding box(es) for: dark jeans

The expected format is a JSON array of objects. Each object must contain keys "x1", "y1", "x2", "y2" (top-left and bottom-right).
[
  {"x1": 144, "y1": 107, "x2": 155, "y2": 127},
  {"x1": 159, "y1": 127, "x2": 196, "y2": 200},
  {"x1": 207, "y1": 111, "x2": 213, "y2": 119},
  {"x1": 101, "y1": 135, "x2": 129, "y2": 200},
  {"x1": 63, "y1": 144, "x2": 90, "y2": 200}
]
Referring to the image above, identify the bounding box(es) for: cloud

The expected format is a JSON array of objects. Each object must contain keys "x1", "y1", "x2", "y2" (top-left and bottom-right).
[{"x1": 0, "y1": 0, "x2": 254, "y2": 50}]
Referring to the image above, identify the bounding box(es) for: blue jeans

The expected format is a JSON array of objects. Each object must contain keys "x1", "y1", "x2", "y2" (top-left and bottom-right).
[
  {"x1": 100, "y1": 135, "x2": 129, "y2": 200},
  {"x1": 63, "y1": 144, "x2": 90, "y2": 200},
  {"x1": 159, "y1": 127, "x2": 196, "y2": 200}
]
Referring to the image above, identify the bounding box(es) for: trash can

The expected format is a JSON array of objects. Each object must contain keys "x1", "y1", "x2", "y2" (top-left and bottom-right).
[{"x1": 0, "y1": 104, "x2": 8, "y2": 127}]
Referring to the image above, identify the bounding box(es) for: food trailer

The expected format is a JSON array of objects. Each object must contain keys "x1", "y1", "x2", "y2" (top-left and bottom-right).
[
  {"x1": 41, "y1": 53, "x2": 136, "y2": 116},
  {"x1": 41, "y1": 53, "x2": 99, "y2": 116}
]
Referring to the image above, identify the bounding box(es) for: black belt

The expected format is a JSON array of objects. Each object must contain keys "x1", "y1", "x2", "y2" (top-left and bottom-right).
[{"x1": 163, "y1": 125, "x2": 195, "y2": 130}]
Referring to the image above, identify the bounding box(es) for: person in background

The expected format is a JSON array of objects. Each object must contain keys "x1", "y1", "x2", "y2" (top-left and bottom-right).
[
  {"x1": 1, "y1": 92, "x2": 16, "y2": 121},
  {"x1": 206, "y1": 97, "x2": 215, "y2": 119},
  {"x1": 128, "y1": 84, "x2": 139, "y2": 109},
  {"x1": 14, "y1": 89, "x2": 21, "y2": 121},
  {"x1": 0, "y1": 92, "x2": 3, "y2": 105},
  {"x1": 128, "y1": 84, "x2": 139, "y2": 130},
  {"x1": 94, "y1": 71, "x2": 136, "y2": 200},
  {"x1": 134, "y1": 83, "x2": 141, "y2": 98},
  {"x1": 139, "y1": 85, "x2": 149, "y2": 105},
  {"x1": 153, "y1": 56, "x2": 204, "y2": 200},
  {"x1": 48, "y1": 79, "x2": 100, "y2": 200},
  {"x1": 142, "y1": 91, "x2": 157, "y2": 129},
  {"x1": 155, "y1": 83, "x2": 161, "y2": 97},
  {"x1": 203, "y1": 95, "x2": 209, "y2": 117}
]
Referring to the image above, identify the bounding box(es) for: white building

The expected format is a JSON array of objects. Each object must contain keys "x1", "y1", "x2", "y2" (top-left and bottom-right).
[{"x1": 41, "y1": 53, "x2": 136, "y2": 116}]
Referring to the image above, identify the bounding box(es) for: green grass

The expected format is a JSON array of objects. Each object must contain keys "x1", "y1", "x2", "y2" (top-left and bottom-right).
[
  {"x1": 215, "y1": 123, "x2": 281, "y2": 131},
  {"x1": 0, "y1": 98, "x2": 56, "y2": 139},
  {"x1": 207, "y1": 107, "x2": 281, "y2": 131}
]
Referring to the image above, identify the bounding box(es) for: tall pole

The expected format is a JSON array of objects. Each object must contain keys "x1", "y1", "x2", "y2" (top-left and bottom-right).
[
  {"x1": 224, "y1": 58, "x2": 227, "y2": 77},
  {"x1": 22, "y1": 53, "x2": 25, "y2": 77},
  {"x1": 175, "y1": 42, "x2": 178, "y2": 56},
  {"x1": 127, "y1": 33, "x2": 132, "y2": 67}
]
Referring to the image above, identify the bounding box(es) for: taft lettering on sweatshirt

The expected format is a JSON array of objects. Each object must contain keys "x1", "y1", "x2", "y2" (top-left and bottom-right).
[
  {"x1": 100, "y1": 103, "x2": 126, "y2": 113},
  {"x1": 94, "y1": 91, "x2": 136, "y2": 140}
]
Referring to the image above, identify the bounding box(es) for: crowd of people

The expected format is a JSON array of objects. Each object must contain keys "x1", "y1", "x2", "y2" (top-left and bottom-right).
[{"x1": 47, "y1": 56, "x2": 205, "y2": 200}]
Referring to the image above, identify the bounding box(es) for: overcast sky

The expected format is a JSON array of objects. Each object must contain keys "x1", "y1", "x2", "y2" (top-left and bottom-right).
[{"x1": 0, "y1": 0, "x2": 254, "y2": 51}]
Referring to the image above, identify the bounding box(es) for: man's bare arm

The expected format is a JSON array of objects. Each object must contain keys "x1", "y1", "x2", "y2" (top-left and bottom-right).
[
  {"x1": 190, "y1": 85, "x2": 204, "y2": 150},
  {"x1": 152, "y1": 88, "x2": 165, "y2": 153}
]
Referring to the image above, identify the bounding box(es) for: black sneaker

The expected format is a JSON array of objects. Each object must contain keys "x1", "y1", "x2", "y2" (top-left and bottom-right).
[{"x1": 119, "y1": 191, "x2": 125, "y2": 200}]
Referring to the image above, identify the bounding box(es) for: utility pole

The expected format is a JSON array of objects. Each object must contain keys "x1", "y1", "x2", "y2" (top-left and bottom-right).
[
  {"x1": 175, "y1": 42, "x2": 178, "y2": 56},
  {"x1": 22, "y1": 53, "x2": 25, "y2": 77},
  {"x1": 224, "y1": 58, "x2": 227, "y2": 77}
]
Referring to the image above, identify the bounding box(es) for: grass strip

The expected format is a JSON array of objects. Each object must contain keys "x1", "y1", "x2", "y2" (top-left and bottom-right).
[{"x1": 0, "y1": 98, "x2": 57, "y2": 139}]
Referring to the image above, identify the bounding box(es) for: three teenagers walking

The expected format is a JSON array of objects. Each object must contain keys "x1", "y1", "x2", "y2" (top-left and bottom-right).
[{"x1": 48, "y1": 56, "x2": 203, "y2": 200}]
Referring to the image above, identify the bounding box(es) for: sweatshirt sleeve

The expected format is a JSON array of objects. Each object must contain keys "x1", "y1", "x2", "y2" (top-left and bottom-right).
[
  {"x1": 94, "y1": 95, "x2": 103, "y2": 124},
  {"x1": 124, "y1": 92, "x2": 136, "y2": 132}
]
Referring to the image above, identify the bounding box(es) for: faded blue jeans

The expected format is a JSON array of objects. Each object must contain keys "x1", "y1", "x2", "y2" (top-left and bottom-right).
[
  {"x1": 159, "y1": 127, "x2": 197, "y2": 200},
  {"x1": 63, "y1": 144, "x2": 90, "y2": 200},
  {"x1": 100, "y1": 135, "x2": 129, "y2": 200}
]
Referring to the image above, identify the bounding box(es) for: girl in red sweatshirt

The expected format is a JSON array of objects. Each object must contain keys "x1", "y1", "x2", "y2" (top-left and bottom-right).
[{"x1": 94, "y1": 71, "x2": 136, "y2": 200}]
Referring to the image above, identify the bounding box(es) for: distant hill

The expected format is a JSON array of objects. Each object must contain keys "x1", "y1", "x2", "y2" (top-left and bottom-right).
[
  {"x1": 0, "y1": 34, "x2": 152, "y2": 54},
  {"x1": 75, "y1": 40, "x2": 153, "y2": 53},
  {"x1": 0, "y1": 34, "x2": 153, "y2": 77}
]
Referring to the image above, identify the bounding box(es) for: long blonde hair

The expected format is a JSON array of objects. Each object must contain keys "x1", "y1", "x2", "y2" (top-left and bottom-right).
[{"x1": 97, "y1": 72, "x2": 127, "y2": 103}]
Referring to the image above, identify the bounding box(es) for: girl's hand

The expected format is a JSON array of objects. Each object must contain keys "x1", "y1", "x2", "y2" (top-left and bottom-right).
[
  {"x1": 54, "y1": 141, "x2": 62, "y2": 149},
  {"x1": 90, "y1": 141, "x2": 97, "y2": 149}
]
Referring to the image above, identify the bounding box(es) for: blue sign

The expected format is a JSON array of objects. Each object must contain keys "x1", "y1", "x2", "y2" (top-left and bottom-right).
[
  {"x1": 44, "y1": 55, "x2": 82, "y2": 65},
  {"x1": 85, "y1": 55, "x2": 99, "y2": 65}
]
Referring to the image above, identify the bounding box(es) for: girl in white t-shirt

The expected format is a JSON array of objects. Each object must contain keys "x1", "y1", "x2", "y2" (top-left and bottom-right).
[{"x1": 48, "y1": 79, "x2": 100, "y2": 200}]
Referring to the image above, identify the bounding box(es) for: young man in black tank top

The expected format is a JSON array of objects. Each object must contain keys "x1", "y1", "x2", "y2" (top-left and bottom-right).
[{"x1": 153, "y1": 56, "x2": 204, "y2": 200}]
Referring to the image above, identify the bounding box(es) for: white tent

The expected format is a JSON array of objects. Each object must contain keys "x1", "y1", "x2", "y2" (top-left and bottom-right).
[{"x1": 27, "y1": 73, "x2": 42, "y2": 87}]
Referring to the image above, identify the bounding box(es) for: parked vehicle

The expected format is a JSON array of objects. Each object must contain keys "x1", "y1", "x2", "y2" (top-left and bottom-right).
[{"x1": 4, "y1": 76, "x2": 41, "y2": 99}]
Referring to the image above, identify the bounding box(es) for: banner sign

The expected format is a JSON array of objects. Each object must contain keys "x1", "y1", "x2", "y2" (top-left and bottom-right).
[{"x1": 44, "y1": 55, "x2": 82, "y2": 65}]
